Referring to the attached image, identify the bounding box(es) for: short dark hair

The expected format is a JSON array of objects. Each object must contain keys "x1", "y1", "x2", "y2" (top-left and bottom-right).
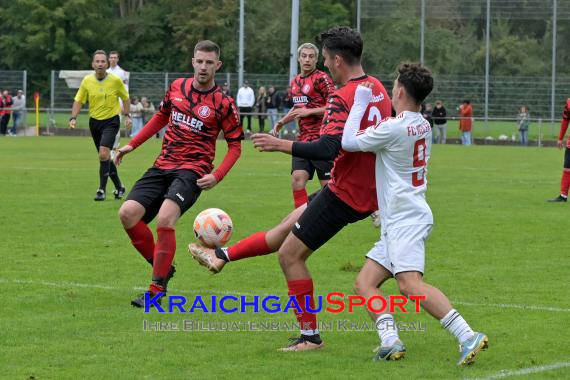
[
  {"x1": 92, "y1": 50, "x2": 107, "y2": 59},
  {"x1": 316, "y1": 26, "x2": 362, "y2": 65},
  {"x1": 194, "y1": 40, "x2": 220, "y2": 58},
  {"x1": 109, "y1": 51, "x2": 119, "y2": 57},
  {"x1": 396, "y1": 63, "x2": 434, "y2": 105}
]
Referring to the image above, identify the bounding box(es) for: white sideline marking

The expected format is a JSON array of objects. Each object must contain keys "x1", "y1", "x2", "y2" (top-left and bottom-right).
[
  {"x1": 1, "y1": 278, "x2": 569, "y2": 313},
  {"x1": 0, "y1": 278, "x2": 261, "y2": 297},
  {"x1": 469, "y1": 361, "x2": 570, "y2": 379},
  {"x1": 10, "y1": 166, "x2": 92, "y2": 172},
  {"x1": 453, "y1": 300, "x2": 570, "y2": 313}
]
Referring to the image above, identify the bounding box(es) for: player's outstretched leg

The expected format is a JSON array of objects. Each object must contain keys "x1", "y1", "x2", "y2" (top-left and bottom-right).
[
  {"x1": 395, "y1": 272, "x2": 488, "y2": 366},
  {"x1": 188, "y1": 205, "x2": 307, "y2": 274}
]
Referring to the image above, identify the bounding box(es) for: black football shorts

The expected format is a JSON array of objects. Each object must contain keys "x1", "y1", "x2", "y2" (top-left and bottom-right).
[{"x1": 127, "y1": 168, "x2": 202, "y2": 224}]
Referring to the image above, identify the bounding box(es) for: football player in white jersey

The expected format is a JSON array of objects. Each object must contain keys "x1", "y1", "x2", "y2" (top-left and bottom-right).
[
  {"x1": 107, "y1": 50, "x2": 129, "y2": 179},
  {"x1": 341, "y1": 63, "x2": 488, "y2": 367}
]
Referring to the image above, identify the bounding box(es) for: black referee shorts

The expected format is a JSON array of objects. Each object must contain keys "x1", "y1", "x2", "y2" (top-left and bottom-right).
[
  {"x1": 126, "y1": 168, "x2": 202, "y2": 224},
  {"x1": 89, "y1": 116, "x2": 120, "y2": 150},
  {"x1": 292, "y1": 185, "x2": 371, "y2": 251},
  {"x1": 292, "y1": 156, "x2": 333, "y2": 181}
]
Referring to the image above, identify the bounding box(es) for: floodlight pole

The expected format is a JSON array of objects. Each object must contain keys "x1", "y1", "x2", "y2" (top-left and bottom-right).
[
  {"x1": 484, "y1": 0, "x2": 490, "y2": 129},
  {"x1": 238, "y1": 0, "x2": 245, "y2": 89},
  {"x1": 420, "y1": 0, "x2": 425, "y2": 65},
  {"x1": 289, "y1": 0, "x2": 300, "y2": 82},
  {"x1": 551, "y1": 0, "x2": 557, "y2": 128}
]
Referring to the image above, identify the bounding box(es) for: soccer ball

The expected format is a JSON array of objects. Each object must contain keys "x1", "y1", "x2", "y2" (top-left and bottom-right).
[{"x1": 193, "y1": 208, "x2": 233, "y2": 248}]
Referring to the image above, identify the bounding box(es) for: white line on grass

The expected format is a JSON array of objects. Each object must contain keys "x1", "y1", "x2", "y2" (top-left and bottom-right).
[
  {"x1": 0, "y1": 278, "x2": 261, "y2": 297},
  {"x1": 469, "y1": 361, "x2": 570, "y2": 379},
  {"x1": 10, "y1": 166, "x2": 93, "y2": 172},
  {"x1": 2, "y1": 278, "x2": 570, "y2": 313},
  {"x1": 453, "y1": 300, "x2": 570, "y2": 313}
]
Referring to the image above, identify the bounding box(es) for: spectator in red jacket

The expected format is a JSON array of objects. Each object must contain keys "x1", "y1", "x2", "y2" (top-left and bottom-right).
[{"x1": 458, "y1": 100, "x2": 473, "y2": 145}]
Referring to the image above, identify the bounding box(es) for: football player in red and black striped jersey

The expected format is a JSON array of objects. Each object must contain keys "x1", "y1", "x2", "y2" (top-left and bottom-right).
[
  {"x1": 272, "y1": 43, "x2": 336, "y2": 208},
  {"x1": 548, "y1": 98, "x2": 570, "y2": 202},
  {"x1": 115, "y1": 40, "x2": 243, "y2": 307}
]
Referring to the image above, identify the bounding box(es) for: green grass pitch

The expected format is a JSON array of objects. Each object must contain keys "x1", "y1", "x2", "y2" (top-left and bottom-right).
[{"x1": 1, "y1": 137, "x2": 569, "y2": 379}]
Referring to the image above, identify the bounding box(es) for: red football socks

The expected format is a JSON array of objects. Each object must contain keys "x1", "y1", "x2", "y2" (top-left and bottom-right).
[
  {"x1": 287, "y1": 278, "x2": 317, "y2": 331},
  {"x1": 126, "y1": 221, "x2": 155, "y2": 264},
  {"x1": 226, "y1": 232, "x2": 272, "y2": 261},
  {"x1": 561, "y1": 169, "x2": 570, "y2": 197},
  {"x1": 152, "y1": 227, "x2": 176, "y2": 282},
  {"x1": 293, "y1": 189, "x2": 308, "y2": 208}
]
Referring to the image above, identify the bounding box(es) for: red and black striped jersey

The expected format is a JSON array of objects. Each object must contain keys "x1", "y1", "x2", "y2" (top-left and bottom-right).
[
  {"x1": 152, "y1": 78, "x2": 243, "y2": 175},
  {"x1": 290, "y1": 69, "x2": 335, "y2": 142},
  {"x1": 321, "y1": 75, "x2": 392, "y2": 213}
]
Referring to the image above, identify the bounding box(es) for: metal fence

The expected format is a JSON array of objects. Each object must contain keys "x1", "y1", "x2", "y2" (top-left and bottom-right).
[
  {"x1": 358, "y1": 0, "x2": 570, "y2": 124},
  {"x1": 0, "y1": 70, "x2": 26, "y2": 94},
  {"x1": 49, "y1": 70, "x2": 570, "y2": 122}
]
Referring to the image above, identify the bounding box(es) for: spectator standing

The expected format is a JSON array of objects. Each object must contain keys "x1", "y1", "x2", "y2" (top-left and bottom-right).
[
  {"x1": 141, "y1": 97, "x2": 155, "y2": 123},
  {"x1": 266, "y1": 86, "x2": 281, "y2": 129},
  {"x1": 432, "y1": 100, "x2": 447, "y2": 144},
  {"x1": 256, "y1": 86, "x2": 268, "y2": 133},
  {"x1": 141, "y1": 97, "x2": 160, "y2": 138},
  {"x1": 222, "y1": 83, "x2": 232, "y2": 98},
  {"x1": 517, "y1": 106, "x2": 530, "y2": 146},
  {"x1": 10, "y1": 90, "x2": 25, "y2": 136},
  {"x1": 281, "y1": 86, "x2": 295, "y2": 134},
  {"x1": 459, "y1": 100, "x2": 473, "y2": 145},
  {"x1": 129, "y1": 97, "x2": 144, "y2": 137},
  {"x1": 422, "y1": 103, "x2": 434, "y2": 136},
  {"x1": 0, "y1": 90, "x2": 13, "y2": 136},
  {"x1": 236, "y1": 81, "x2": 255, "y2": 132}
]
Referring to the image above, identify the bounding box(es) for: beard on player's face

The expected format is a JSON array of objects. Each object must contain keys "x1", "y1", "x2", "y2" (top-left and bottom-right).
[{"x1": 195, "y1": 71, "x2": 213, "y2": 85}]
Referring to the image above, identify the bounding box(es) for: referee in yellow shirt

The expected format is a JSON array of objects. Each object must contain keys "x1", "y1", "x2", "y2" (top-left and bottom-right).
[{"x1": 69, "y1": 50, "x2": 132, "y2": 201}]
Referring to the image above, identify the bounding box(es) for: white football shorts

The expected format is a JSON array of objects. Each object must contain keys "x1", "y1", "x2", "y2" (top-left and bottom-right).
[{"x1": 366, "y1": 224, "x2": 433, "y2": 275}]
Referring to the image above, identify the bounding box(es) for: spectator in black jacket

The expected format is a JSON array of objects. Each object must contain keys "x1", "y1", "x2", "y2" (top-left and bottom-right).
[
  {"x1": 432, "y1": 100, "x2": 447, "y2": 144},
  {"x1": 266, "y1": 86, "x2": 281, "y2": 130}
]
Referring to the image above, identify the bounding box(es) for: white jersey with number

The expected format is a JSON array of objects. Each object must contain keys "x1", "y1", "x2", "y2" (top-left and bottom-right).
[{"x1": 355, "y1": 111, "x2": 433, "y2": 231}]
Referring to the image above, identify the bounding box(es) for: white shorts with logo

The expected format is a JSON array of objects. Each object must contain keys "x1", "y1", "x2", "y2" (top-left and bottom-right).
[{"x1": 366, "y1": 224, "x2": 433, "y2": 275}]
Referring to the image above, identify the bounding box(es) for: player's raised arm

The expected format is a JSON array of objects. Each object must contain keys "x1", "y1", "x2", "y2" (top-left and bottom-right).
[{"x1": 341, "y1": 84, "x2": 373, "y2": 152}]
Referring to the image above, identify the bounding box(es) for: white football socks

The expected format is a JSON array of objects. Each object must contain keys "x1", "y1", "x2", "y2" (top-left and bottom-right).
[
  {"x1": 376, "y1": 314, "x2": 400, "y2": 347},
  {"x1": 440, "y1": 309, "x2": 474, "y2": 344}
]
